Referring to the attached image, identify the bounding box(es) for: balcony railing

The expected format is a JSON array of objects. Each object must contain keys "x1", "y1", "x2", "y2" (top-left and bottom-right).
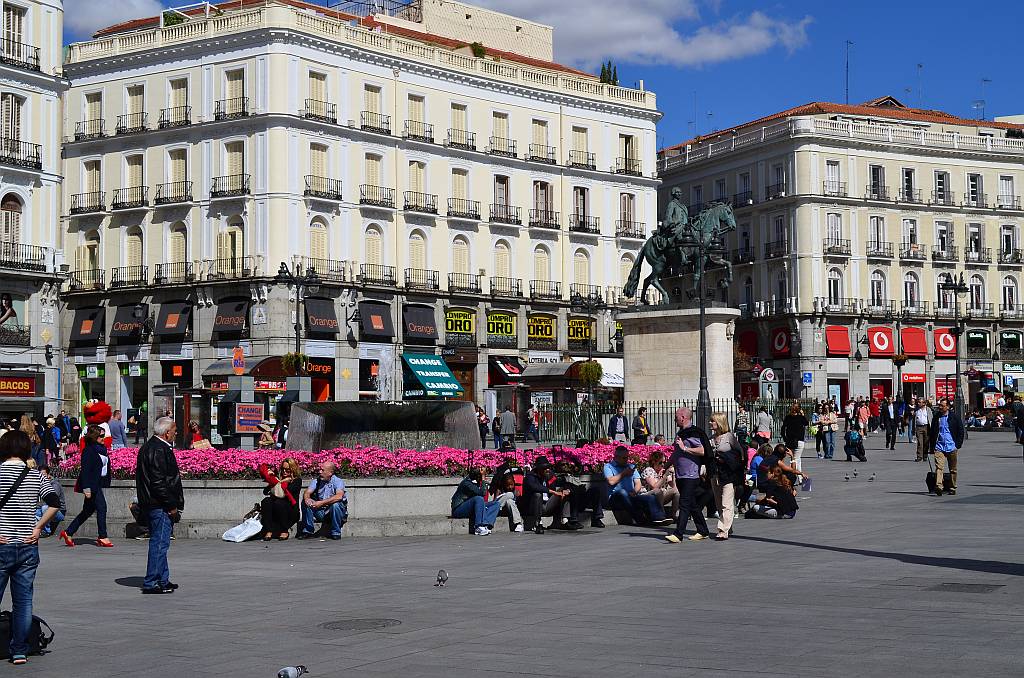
[
  {"x1": 448, "y1": 272, "x2": 482, "y2": 294},
  {"x1": 299, "y1": 257, "x2": 349, "y2": 284},
  {"x1": 999, "y1": 248, "x2": 1023, "y2": 265},
  {"x1": 866, "y1": 241, "x2": 893, "y2": 258},
  {"x1": 817, "y1": 297, "x2": 859, "y2": 314},
  {"x1": 447, "y1": 128, "x2": 475, "y2": 151},
  {"x1": 0, "y1": 38, "x2": 40, "y2": 72},
  {"x1": 568, "y1": 150, "x2": 596, "y2": 170},
  {"x1": 116, "y1": 112, "x2": 148, "y2": 135},
  {"x1": 765, "y1": 182, "x2": 786, "y2": 199},
  {"x1": 569, "y1": 214, "x2": 600, "y2": 234},
  {"x1": 822, "y1": 180, "x2": 847, "y2": 197},
  {"x1": 112, "y1": 186, "x2": 148, "y2": 210},
  {"x1": 934, "y1": 304, "x2": 959, "y2": 319},
  {"x1": 404, "y1": 191, "x2": 438, "y2": 214},
  {"x1": 530, "y1": 280, "x2": 562, "y2": 300},
  {"x1": 1001, "y1": 305, "x2": 1024, "y2": 319},
  {"x1": 359, "y1": 184, "x2": 395, "y2": 208},
  {"x1": 489, "y1": 203, "x2": 521, "y2": 225},
  {"x1": 304, "y1": 98, "x2": 336, "y2": 124},
  {"x1": 615, "y1": 220, "x2": 645, "y2": 239},
  {"x1": 527, "y1": 143, "x2": 556, "y2": 164},
  {"x1": 405, "y1": 267, "x2": 439, "y2": 291},
  {"x1": 0, "y1": 323, "x2": 30, "y2": 347},
  {"x1": 447, "y1": 198, "x2": 480, "y2": 220},
  {"x1": 764, "y1": 239, "x2": 788, "y2": 258},
  {"x1": 732, "y1": 190, "x2": 754, "y2": 207},
  {"x1": 154, "y1": 181, "x2": 193, "y2": 205},
  {"x1": 997, "y1": 194, "x2": 1021, "y2": 210},
  {"x1": 490, "y1": 276, "x2": 522, "y2": 297},
  {"x1": 207, "y1": 256, "x2": 255, "y2": 280},
  {"x1": 902, "y1": 301, "x2": 931, "y2": 318},
  {"x1": 899, "y1": 188, "x2": 922, "y2": 203},
  {"x1": 359, "y1": 263, "x2": 397, "y2": 286},
  {"x1": 74, "y1": 119, "x2": 105, "y2": 141},
  {"x1": 570, "y1": 283, "x2": 602, "y2": 299},
  {"x1": 823, "y1": 238, "x2": 851, "y2": 256},
  {"x1": 967, "y1": 303, "x2": 996, "y2": 319},
  {"x1": 110, "y1": 265, "x2": 149, "y2": 288},
  {"x1": 304, "y1": 175, "x2": 343, "y2": 201},
  {"x1": 932, "y1": 245, "x2": 959, "y2": 262},
  {"x1": 0, "y1": 242, "x2": 47, "y2": 272},
  {"x1": 0, "y1": 138, "x2": 41, "y2": 169},
  {"x1": 488, "y1": 136, "x2": 516, "y2": 158},
  {"x1": 529, "y1": 209, "x2": 560, "y2": 229},
  {"x1": 211, "y1": 174, "x2": 250, "y2": 198},
  {"x1": 403, "y1": 120, "x2": 434, "y2": 143},
  {"x1": 963, "y1": 193, "x2": 988, "y2": 208},
  {"x1": 68, "y1": 269, "x2": 105, "y2": 291},
  {"x1": 732, "y1": 246, "x2": 756, "y2": 264},
  {"x1": 615, "y1": 157, "x2": 642, "y2": 176},
  {"x1": 899, "y1": 240, "x2": 926, "y2": 260},
  {"x1": 153, "y1": 262, "x2": 194, "y2": 285},
  {"x1": 360, "y1": 111, "x2": 391, "y2": 135},
  {"x1": 865, "y1": 185, "x2": 890, "y2": 201},
  {"x1": 215, "y1": 97, "x2": 249, "y2": 120},
  {"x1": 931, "y1": 190, "x2": 955, "y2": 206},
  {"x1": 864, "y1": 300, "x2": 895, "y2": 317},
  {"x1": 965, "y1": 247, "x2": 992, "y2": 264},
  {"x1": 158, "y1": 105, "x2": 191, "y2": 128},
  {"x1": 70, "y1": 191, "x2": 105, "y2": 214}
]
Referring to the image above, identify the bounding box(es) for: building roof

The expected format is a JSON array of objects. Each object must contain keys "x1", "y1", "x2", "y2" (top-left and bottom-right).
[{"x1": 660, "y1": 97, "x2": 1024, "y2": 155}]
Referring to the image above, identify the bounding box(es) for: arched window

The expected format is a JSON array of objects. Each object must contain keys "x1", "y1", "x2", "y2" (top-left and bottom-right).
[
  {"x1": 1003, "y1": 276, "x2": 1018, "y2": 311},
  {"x1": 903, "y1": 271, "x2": 919, "y2": 306},
  {"x1": 619, "y1": 255, "x2": 634, "y2": 293},
  {"x1": 969, "y1": 274, "x2": 985, "y2": 309},
  {"x1": 573, "y1": 249, "x2": 590, "y2": 286},
  {"x1": 77, "y1": 229, "x2": 100, "y2": 272},
  {"x1": 1, "y1": 194, "x2": 22, "y2": 243},
  {"x1": 936, "y1": 273, "x2": 954, "y2": 310},
  {"x1": 364, "y1": 226, "x2": 382, "y2": 266},
  {"x1": 309, "y1": 219, "x2": 328, "y2": 260},
  {"x1": 408, "y1": 230, "x2": 426, "y2": 270},
  {"x1": 827, "y1": 267, "x2": 843, "y2": 304},
  {"x1": 870, "y1": 270, "x2": 886, "y2": 305},
  {"x1": 533, "y1": 245, "x2": 550, "y2": 281},
  {"x1": 169, "y1": 222, "x2": 187, "y2": 265},
  {"x1": 452, "y1": 236, "x2": 470, "y2": 274},
  {"x1": 217, "y1": 217, "x2": 244, "y2": 275},
  {"x1": 126, "y1": 227, "x2": 143, "y2": 267},
  {"x1": 494, "y1": 240, "x2": 511, "y2": 278}
]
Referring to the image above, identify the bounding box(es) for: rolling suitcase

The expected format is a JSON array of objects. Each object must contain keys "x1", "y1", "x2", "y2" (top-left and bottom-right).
[{"x1": 925, "y1": 456, "x2": 952, "y2": 494}]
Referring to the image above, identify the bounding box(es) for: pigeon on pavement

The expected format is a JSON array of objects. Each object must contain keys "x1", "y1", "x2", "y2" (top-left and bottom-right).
[
  {"x1": 436, "y1": 569, "x2": 448, "y2": 587},
  {"x1": 278, "y1": 666, "x2": 308, "y2": 678}
]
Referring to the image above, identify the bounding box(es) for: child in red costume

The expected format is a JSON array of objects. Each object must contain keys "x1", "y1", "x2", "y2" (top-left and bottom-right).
[{"x1": 82, "y1": 400, "x2": 114, "y2": 449}]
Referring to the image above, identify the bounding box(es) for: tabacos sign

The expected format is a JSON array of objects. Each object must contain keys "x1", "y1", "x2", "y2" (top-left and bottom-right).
[
  {"x1": 445, "y1": 309, "x2": 475, "y2": 335},
  {"x1": 567, "y1": 317, "x2": 593, "y2": 340},
  {"x1": 487, "y1": 311, "x2": 516, "y2": 336},
  {"x1": 0, "y1": 377, "x2": 35, "y2": 397}
]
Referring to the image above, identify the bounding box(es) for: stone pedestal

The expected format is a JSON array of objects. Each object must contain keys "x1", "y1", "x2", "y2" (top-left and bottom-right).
[{"x1": 619, "y1": 306, "x2": 739, "y2": 402}]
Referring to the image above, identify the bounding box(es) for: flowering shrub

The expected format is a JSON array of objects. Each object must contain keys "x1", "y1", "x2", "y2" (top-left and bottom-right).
[{"x1": 56, "y1": 442, "x2": 671, "y2": 480}]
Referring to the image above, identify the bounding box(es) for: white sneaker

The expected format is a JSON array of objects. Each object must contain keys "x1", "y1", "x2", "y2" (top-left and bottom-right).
[
  {"x1": 513, "y1": 524, "x2": 524, "y2": 533},
  {"x1": 478, "y1": 526, "x2": 491, "y2": 536}
]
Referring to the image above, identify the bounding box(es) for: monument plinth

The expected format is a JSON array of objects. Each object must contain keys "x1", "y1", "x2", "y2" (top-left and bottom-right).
[{"x1": 618, "y1": 305, "x2": 739, "y2": 402}]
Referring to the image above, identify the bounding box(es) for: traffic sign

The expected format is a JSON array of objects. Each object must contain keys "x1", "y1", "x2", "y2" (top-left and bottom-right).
[{"x1": 802, "y1": 371, "x2": 813, "y2": 386}]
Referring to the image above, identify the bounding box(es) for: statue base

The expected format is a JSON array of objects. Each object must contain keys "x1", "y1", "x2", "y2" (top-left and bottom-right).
[{"x1": 618, "y1": 305, "x2": 740, "y2": 402}]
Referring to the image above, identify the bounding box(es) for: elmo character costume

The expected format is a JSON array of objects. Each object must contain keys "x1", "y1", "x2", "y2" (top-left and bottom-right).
[{"x1": 82, "y1": 400, "x2": 113, "y2": 449}]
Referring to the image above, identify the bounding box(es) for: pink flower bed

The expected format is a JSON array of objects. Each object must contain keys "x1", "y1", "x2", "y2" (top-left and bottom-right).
[{"x1": 57, "y1": 443, "x2": 670, "y2": 480}]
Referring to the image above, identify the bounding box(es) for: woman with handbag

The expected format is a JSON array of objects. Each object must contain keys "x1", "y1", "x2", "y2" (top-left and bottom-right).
[
  {"x1": 821, "y1": 404, "x2": 838, "y2": 459},
  {"x1": 60, "y1": 425, "x2": 113, "y2": 548},
  {"x1": 708, "y1": 412, "x2": 743, "y2": 540},
  {"x1": 259, "y1": 458, "x2": 303, "y2": 541}
]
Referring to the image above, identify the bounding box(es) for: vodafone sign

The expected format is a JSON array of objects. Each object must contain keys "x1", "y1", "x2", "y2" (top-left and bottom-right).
[
  {"x1": 867, "y1": 327, "x2": 894, "y2": 356},
  {"x1": 934, "y1": 328, "x2": 957, "y2": 357},
  {"x1": 770, "y1": 327, "x2": 791, "y2": 356}
]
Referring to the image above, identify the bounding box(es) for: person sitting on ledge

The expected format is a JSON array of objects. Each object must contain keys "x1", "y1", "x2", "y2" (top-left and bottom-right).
[
  {"x1": 259, "y1": 458, "x2": 303, "y2": 541},
  {"x1": 523, "y1": 456, "x2": 582, "y2": 533},
  {"x1": 450, "y1": 469, "x2": 503, "y2": 536},
  {"x1": 747, "y1": 465, "x2": 798, "y2": 519},
  {"x1": 604, "y1": 445, "x2": 672, "y2": 527},
  {"x1": 296, "y1": 462, "x2": 347, "y2": 541}
]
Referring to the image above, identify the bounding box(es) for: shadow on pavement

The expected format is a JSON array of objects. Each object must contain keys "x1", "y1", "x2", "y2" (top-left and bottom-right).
[{"x1": 114, "y1": 576, "x2": 146, "y2": 588}]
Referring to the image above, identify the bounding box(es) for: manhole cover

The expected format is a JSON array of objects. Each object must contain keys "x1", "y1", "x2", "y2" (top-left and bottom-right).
[
  {"x1": 319, "y1": 618, "x2": 401, "y2": 631},
  {"x1": 927, "y1": 583, "x2": 1004, "y2": 593}
]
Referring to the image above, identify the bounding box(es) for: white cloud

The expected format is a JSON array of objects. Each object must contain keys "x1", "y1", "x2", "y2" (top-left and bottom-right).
[
  {"x1": 65, "y1": 0, "x2": 165, "y2": 38},
  {"x1": 471, "y1": 0, "x2": 812, "y2": 69}
]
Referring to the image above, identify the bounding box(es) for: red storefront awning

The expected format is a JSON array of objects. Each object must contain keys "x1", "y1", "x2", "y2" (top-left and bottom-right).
[
  {"x1": 825, "y1": 325, "x2": 851, "y2": 356},
  {"x1": 868, "y1": 326, "x2": 894, "y2": 356},
  {"x1": 901, "y1": 327, "x2": 927, "y2": 356},
  {"x1": 737, "y1": 330, "x2": 758, "y2": 357},
  {"x1": 934, "y1": 328, "x2": 957, "y2": 357}
]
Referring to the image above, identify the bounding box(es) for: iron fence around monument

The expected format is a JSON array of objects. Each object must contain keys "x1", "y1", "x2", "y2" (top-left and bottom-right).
[{"x1": 538, "y1": 398, "x2": 820, "y2": 445}]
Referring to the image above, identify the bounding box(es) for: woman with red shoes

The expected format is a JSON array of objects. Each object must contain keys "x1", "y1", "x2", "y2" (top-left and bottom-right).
[{"x1": 60, "y1": 425, "x2": 113, "y2": 548}]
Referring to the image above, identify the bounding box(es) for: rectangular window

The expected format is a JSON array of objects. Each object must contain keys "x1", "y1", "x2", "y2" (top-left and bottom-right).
[
  {"x1": 903, "y1": 218, "x2": 918, "y2": 244},
  {"x1": 618, "y1": 133, "x2": 635, "y2": 160},
  {"x1": 492, "y1": 111, "x2": 509, "y2": 139},
  {"x1": 450, "y1": 103, "x2": 467, "y2": 130},
  {"x1": 309, "y1": 72, "x2": 327, "y2": 102},
  {"x1": 0, "y1": 92, "x2": 20, "y2": 140},
  {"x1": 1002, "y1": 225, "x2": 1016, "y2": 253},
  {"x1": 168, "y1": 148, "x2": 187, "y2": 183},
  {"x1": 968, "y1": 173, "x2": 983, "y2": 205},
  {"x1": 826, "y1": 213, "x2": 842, "y2": 240},
  {"x1": 84, "y1": 160, "x2": 101, "y2": 193},
  {"x1": 773, "y1": 164, "x2": 785, "y2": 186},
  {"x1": 774, "y1": 215, "x2": 786, "y2": 243},
  {"x1": 493, "y1": 175, "x2": 509, "y2": 205},
  {"x1": 967, "y1": 223, "x2": 983, "y2": 252},
  {"x1": 533, "y1": 181, "x2": 551, "y2": 212},
  {"x1": 310, "y1": 143, "x2": 327, "y2": 178},
  {"x1": 452, "y1": 169, "x2": 468, "y2": 200},
  {"x1": 935, "y1": 171, "x2": 949, "y2": 199},
  {"x1": 826, "y1": 161, "x2": 840, "y2": 184},
  {"x1": 714, "y1": 179, "x2": 726, "y2": 201},
  {"x1": 999, "y1": 175, "x2": 1014, "y2": 204},
  {"x1": 85, "y1": 92, "x2": 102, "y2": 121},
  {"x1": 902, "y1": 168, "x2": 915, "y2": 196},
  {"x1": 407, "y1": 94, "x2": 425, "y2": 122},
  {"x1": 127, "y1": 85, "x2": 144, "y2": 115},
  {"x1": 408, "y1": 161, "x2": 425, "y2": 193},
  {"x1": 225, "y1": 69, "x2": 244, "y2": 100},
  {"x1": 126, "y1": 154, "x2": 144, "y2": 187},
  {"x1": 169, "y1": 78, "x2": 188, "y2": 108},
  {"x1": 4, "y1": 3, "x2": 25, "y2": 44},
  {"x1": 619, "y1": 193, "x2": 635, "y2": 222},
  {"x1": 936, "y1": 221, "x2": 952, "y2": 250},
  {"x1": 225, "y1": 141, "x2": 244, "y2": 176},
  {"x1": 739, "y1": 172, "x2": 750, "y2": 193},
  {"x1": 573, "y1": 186, "x2": 589, "y2": 217},
  {"x1": 531, "y1": 119, "x2": 547, "y2": 146},
  {"x1": 363, "y1": 85, "x2": 381, "y2": 114},
  {"x1": 869, "y1": 164, "x2": 885, "y2": 197},
  {"x1": 364, "y1": 154, "x2": 381, "y2": 186},
  {"x1": 572, "y1": 126, "x2": 588, "y2": 152},
  {"x1": 869, "y1": 215, "x2": 884, "y2": 243},
  {"x1": 691, "y1": 185, "x2": 703, "y2": 207}
]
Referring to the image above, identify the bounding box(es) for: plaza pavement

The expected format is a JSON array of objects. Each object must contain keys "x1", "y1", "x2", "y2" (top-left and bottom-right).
[{"x1": 22, "y1": 430, "x2": 1024, "y2": 677}]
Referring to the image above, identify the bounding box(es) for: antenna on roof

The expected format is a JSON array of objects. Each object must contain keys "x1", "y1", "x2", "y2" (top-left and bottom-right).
[
  {"x1": 979, "y1": 77, "x2": 992, "y2": 120},
  {"x1": 916, "y1": 63, "x2": 923, "y2": 108},
  {"x1": 844, "y1": 40, "x2": 853, "y2": 105}
]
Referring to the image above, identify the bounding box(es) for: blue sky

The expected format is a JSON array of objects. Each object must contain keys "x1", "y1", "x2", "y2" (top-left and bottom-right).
[{"x1": 65, "y1": 0, "x2": 1024, "y2": 149}]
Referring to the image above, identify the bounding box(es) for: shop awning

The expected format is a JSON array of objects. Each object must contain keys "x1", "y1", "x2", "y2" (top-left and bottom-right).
[
  {"x1": 109, "y1": 305, "x2": 145, "y2": 339},
  {"x1": 403, "y1": 305, "x2": 438, "y2": 341},
  {"x1": 401, "y1": 353, "x2": 463, "y2": 398},
  {"x1": 305, "y1": 298, "x2": 339, "y2": 335},
  {"x1": 359, "y1": 301, "x2": 394, "y2": 339},
  {"x1": 825, "y1": 325, "x2": 850, "y2": 357},
  {"x1": 901, "y1": 327, "x2": 928, "y2": 357},
  {"x1": 521, "y1": 362, "x2": 574, "y2": 379},
  {"x1": 155, "y1": 302, "x2": 192, "y2": 337},
  {"x1": 70, "y1": 307, "x2": 105, "y2": 343},
  {"x1": 737, "y1": 330, "x2": 758, "y2": 357},
  {"x1": 934, "y1": 328, "x2": 957, "y2": 357},
  {"x1": 213, "y1": 300, "x2": 248, "y2": 334},
  {"x1": 489, "y1": 355, "x2": 526, "y2": 384},
  {"x1": 867, "y1": 326, "x2": 894, "y2": 356}
]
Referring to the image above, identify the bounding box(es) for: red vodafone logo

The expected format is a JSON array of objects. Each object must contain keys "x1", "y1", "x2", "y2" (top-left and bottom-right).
[
  {"x1": 868, "y1": 327, "x2": 894, "y2": 356},
  {"x1": 871, "y1": 331, "x2": 890, "y2": 352},
  {"x1": 771, "y1": 328, "x2": 790, "y2": 356}
]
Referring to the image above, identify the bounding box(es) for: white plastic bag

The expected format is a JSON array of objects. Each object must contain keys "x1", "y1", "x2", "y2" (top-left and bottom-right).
[{"x1": 222, "y1": 516, "x2": 263, "y2": 542}]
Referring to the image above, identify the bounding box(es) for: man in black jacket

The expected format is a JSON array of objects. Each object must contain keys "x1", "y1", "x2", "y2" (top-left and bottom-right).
[
  {"x1": 880, "y1": 397, "x2": 897, "y2": 450},
  {"x1": 136, "y1": 416, "x2": 184, "y2": 594},
  {"x1": 522, "y1": 456, "x2": 580, "y2": 533}
]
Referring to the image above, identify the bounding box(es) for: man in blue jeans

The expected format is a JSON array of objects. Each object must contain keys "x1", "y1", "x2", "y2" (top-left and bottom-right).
[
  {"x1": 136, "y1": 417, "x2": 184, "y2": 594},
  {"x1": 297, "y1": 462, "x2": 347, "y2": 540},
  {"x1": 603, "y1": 446, "x2": 671, "y2": 526}
]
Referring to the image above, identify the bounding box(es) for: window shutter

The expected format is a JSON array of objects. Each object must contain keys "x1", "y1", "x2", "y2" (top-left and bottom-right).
[
  {"x1": 85, "y1": 160, "x2": 101, "y2": 193},
  {"x1": 74, "y1": 244, "x2": 86, "y2": 272},
  {"x1": 127, "y1": 155, "x2": 144, "y2": 187},
  {"x1": 619, "y1": 193, "x2": 634, "y2": 221},
  {"x1": 409, "y1": 233, "x2": 426, "y2": 269},
  {"x1": 216, "y1": 230, "x2": 230, "y2": 262},
  {"x1": 453, "y1": 238, "x2": 469, "y2": 274},
  {"x1": 408, "y1": 161, "x2": 424, "y2": 193},
  {"x1": 226, "y1": 70, "x2": 244, "y2": 100},
  {"x1": 574, "y1": 251, "x2": 589, "y2": 285},
  {"x1": 492, "y1": 112, "x2": 508, "y2": 139},
  {"x1": 310, "y1": 144, "x2": 327, "y2": 178},
  {"x1": 532, "y1": 120, "x2": 546, "y2": 146},
  {"x1": 1, "y1": 94, "x2": 20, "y2": 141},
  {"x1": 365, "y1": 229, "x2": 382, "y2": 265},
  {"x1": 364, "y1": 86, "x2": 380, "y2": 114},
  {"x1": 228, "y1": 227, "x2": 243, "y2": 260},
  {"x1": 618, "y1": 134, "x2": 627, "y2": 160},
  {"x1": 533, "y1": 247, "x2": 549, "y2": 281},
  {"x1": 620, "y1": 257, "x2": 632, "y2": 287},
  {"x1": 452, "y1": 169, "x2": 467, "y2": 200},
  {"x1": 408, "y1": 95, "x2": 424, "y2": 122},
  {"x1": 310, "y1": 223, "x2": 327, "y2": 260},
  {"x1": 127, "y1": 232, "x2": 143, "y2": 266},
  {"x1": 572, "y1": 127, "x2": 587, "y2": 152},
  {"x1": 169, "y1": 149, "x2": 187, "y2": 183},
  {"x1": 365, "y1": 155, "x2": 381, "y2": 186},
  {"x1": 309, "y1": 72, "x2": 326, "y2": 102},
  {"x1": 495, "y1": 243, "x2": 511, "y2": 278},
  {"x1": 226, "y1": 142, "x2": 243, "y2": 176},
  {"x1": 127, "y1": 85, "x2": 144, "y2": 116},
  {"x1": 4, "y1": 5, "x2": 24, "y2": 43},
  {"x1": 451, "y1": 104, "x2": 467, "y2": 130},
  {"x1": 86, "y1": 93, "x2": 102, "y2": 121},
  {"x1": 1, "y1": 206, "x2": 19, "y2": 242},
  {"x1": 170, "y1": 79, "x2": 188, "y2": 108},
  {"x1": 170, "y1": 227, "x2": 186, "y2": 264}
]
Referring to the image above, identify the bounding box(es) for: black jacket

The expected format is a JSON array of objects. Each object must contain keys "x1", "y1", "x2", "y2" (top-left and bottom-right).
[
  {"x1": 927, "y1": 411, "x2": 965, "y2": 452},
  {"x1": 523, "y1": 471, "x2": 553, "y2": 498},
  {"x1": 136, "y1": 435, "x2": 185, "y2": 512},
  {"x1": 77, "y1": 441, "x2": 111, "y2": 492}
]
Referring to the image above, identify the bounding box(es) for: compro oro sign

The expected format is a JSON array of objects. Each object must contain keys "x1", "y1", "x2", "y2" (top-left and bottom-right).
[
  {"x1": 487, "y1": 311, "x2": 516, "y2": 336},
  {"x1": 445, "y1": 308, "x2": 475, "y2": 336},
  {"x1": 528, "y1": 314, "x2": 556, "y2": 341},
  {"x1": 568, "y1": 317, "x2": 593, "y2": 341}
]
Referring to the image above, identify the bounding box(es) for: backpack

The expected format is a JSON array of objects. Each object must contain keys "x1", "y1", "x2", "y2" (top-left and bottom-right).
[
  {"x1": 847, "y1": 430, "x2": 862, "y2": 444},
  {"x1": 0, "y1": 611, "x2": 54, "y2": 659}
]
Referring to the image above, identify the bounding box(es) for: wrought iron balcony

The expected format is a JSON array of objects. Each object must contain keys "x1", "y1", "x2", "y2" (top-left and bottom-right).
[
  {"x1": 527, "y1": 143, "x2": 556, "y2": 164},
  {"x1": 153, "y1": 262, "x2": 194, "y2": 285},
  {"x1": 865, "y1": 185, "x2": 890, "y2": 201},
  {"x1": 931, "y1": 190, "x2": 955, "y2": 206},
  {"x1": 360, "y1": 111, "x2": 391, "y2": 135},
  {"x1": 154, "y1": 181, "x2": 193, "y2": 205},
  {"x1": 68, "y1": 269, "x2": 105, "y2": 291},
  {"x1": 304, "y1": 99, "x2": 336, "y2": 124},
  {"x1": 448, "y1": 272, "x2": 482, "y2": 294},
  {"x1": 615, "y1": 220, "x2": 645, "y2": 239},
  {"x1": 0, "y1": 323, "x2": 30, "y2": 346},
  {"x1": 966, "y1": 303, "x2": 996, "y2": 319},
  {"x1": 211, "y1": 174, "x2": 250, "y2": 198},
  {"x1": 570, "y1": 283, "x2": 602, "y2": 299},
  {"x1": 359, "y1": 263, "x2": 397, "y2": 286},
  {"x1": 488, "y1": 136, "x2": 516, "y2": 158},
  {"x1": 70, "y1": 191, "x2": 105, "y2": 214},
  {"x1": 817, "y1": 297, "x2": 859, "y2": 314},
  {"x1": 0, "y1": 242, "x2": 46, "y2": 272},
  {"x1": 0, "y1": 39, "x2": 40, "y2": 72},
  {"x1": 566, "y1": 150, "x2": 596, "y2": 171},
  {"x1": 932, "y1": 245, "x2": 959, "y2": 262},
  {"x1": 965, "y1": 247, "x2": 992, "y2": 264},
  {"x1": 1001, "y1": 305, "x2": 1024, "y2": 319},
  {"x1": 823, "y1": 238, "x2": 851, "y2": 256},
  {"x1": 999, "y1": 248, "x2": 1023, "y2": 264},
  {"x1": 491, "y1": 276, "x2": 522, "y2": 297},
  {"x1": 902, "y1": 301, "x2": 931, "y2": 318},
  {"x1": 899, "y1": 240, "x2": 926, "y2": 260},
  {"x1": 822, "y1": 180, "x2": 847, "y2": 197},
  {"x1": 934, "y1": 304, "x2": 959, "y2": 319},
  {"x1": 403, "y1": 191, "x2": 437, "y2": 214},
  {"x1": 530, "y1": 280, "x2": 562, "y2": 300},
  {"x1": 864, "y1": 300, "x2": 895, "y2": 317},
  {"x1": 900, "y1": 188, "x2": 923, "y2": 203},
  {"x1": 116, "y1": 112, "x2": 148, "y2": 135},
  {"x1": 304, "y1": 176, "x2": 343, "y2": 201},
  {"x1": 732, "y1": 246, "x2": 756, "y2": 264},
  {"x1": 207, "y1": 256, "x2": 255, "y2": 280},
  {"x1": 359, "y1": 184, "x2": 395, "y2": 208},
  {"x1": 489, "y1": 203, "x2": 521, "y2": 225},
  {"x1": 963, "y1": 193, "x2": 988, "y2": 208},
  {"x1": 764, "y1": 239, "x2": 788, "y2": 258},
  {"x1": 447, "y1": 128, "x2": 475, "y2": 151},
  {"x1": 403, "y1": 120, "x2": 434, "y2": 143},
  {"x1": 298, "y1": 257, "x2": 349, "y2": 284},
  {"x1": 0, "y1": 138, "x2": 41, "y2": 170},
  {"x1": 405, "y1": 268, "x2": 439, "y2": 291},
  {"x1": 866, "y1": 241, "x2": 893, "y2": 258},
  {"x1": 447, "y1": 198, "x2": 480, "y2": 220},
  {"x1": 765, "y1": 182, "x2": 787, "y2": 200},
  {"x1": 110, "y1": 265, "x2": 149, "y2": 288},
  {"x1": 215, "y1": 97, "x2": 249, "y2": 120},
  {"x1": 158, "y1": 106, "x2": 191, "y2": 128},
  {"x1": 732, "y1": 190, "x2": 754, "y2": 206},
  {"x1": 615, "y1": 157, "x2": 642, "y2": 176},
  {"x1": 112, "y1": 186, "x2": 148, "y2": 210},
  {"x1": 529, "y1": 209, "x2": 560, "y2": 229},
  {"x1": 569, "y1": 214, "x2": 600, "y2": 234},
  {"x1": 997, "y1": 194, "x2": 1021, "y2": 210},
  {"x1": 74, "y1": 119, "x2": 105, "y2": 141}
]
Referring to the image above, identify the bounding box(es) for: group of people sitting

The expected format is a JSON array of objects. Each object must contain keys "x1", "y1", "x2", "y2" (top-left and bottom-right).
[{"x1": 254, "y1": 459, "x2": 348, "y2": 541}]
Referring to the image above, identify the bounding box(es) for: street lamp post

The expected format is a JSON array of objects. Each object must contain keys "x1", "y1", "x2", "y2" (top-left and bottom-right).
[
  {"x1": 940, "y1": 272, "x2": 969, "y2": 417},
  {"x1": 570, "y1": 290, "x2": 607, "y2": 441},
  {"x1": 275, "y1": 262, "x2": 321, "y2": 356}
]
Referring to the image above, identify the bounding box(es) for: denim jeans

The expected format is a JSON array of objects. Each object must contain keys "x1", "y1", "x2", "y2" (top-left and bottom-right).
[
  {"x1": 35, "y1": 507, "x2": 64, "y2": 537},
  {"x1": 65, "y1": 487, "x2": 108, "y2": 539},
  {"x1": 300, "y1": 502, "x2": 347, "y2": 537},
  {"x1": 823, "y1": 431, "x2": 835, "y2": 459},
  {"x1": 526, "y1": 424, "x2": 539, "y2": 443},
  {"x1": 451, "y1": 495, "x2": 501, "y2": 528},
  {"x1": 144, "y1": 509, "x2": 173, "y2": 589},
  {"x1": 0, "y1": 543, "x2": 39, "y2": 658},
  {"x1": 608, "y1": 488, "x2": 664, "y2": 524}
]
